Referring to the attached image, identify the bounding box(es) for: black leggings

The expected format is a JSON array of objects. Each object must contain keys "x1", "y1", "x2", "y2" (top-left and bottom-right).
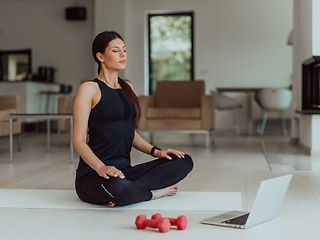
[{"x1": 75, "y1": 154, "x2": 193, "y2": 206}]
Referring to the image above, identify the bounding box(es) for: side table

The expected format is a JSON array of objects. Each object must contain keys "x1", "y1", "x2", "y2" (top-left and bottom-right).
[{"x1": 9, "y1": 114, "x2": 74, "y2": 163}]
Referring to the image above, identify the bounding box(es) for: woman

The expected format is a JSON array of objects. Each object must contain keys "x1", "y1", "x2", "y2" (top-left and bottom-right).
[{"x1": 73, "y1": 31, "x2": 193, "y2": 207}]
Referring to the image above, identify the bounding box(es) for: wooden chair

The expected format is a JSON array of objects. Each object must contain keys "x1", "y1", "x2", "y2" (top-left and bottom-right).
[{"x1": 0, "y1": 95, "x2": 21, "y2": 150}]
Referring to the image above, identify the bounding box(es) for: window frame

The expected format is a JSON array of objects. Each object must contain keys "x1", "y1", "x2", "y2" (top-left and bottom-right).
[{"x1": 147, "y1": 11, "x2": 195, "y2": 94}]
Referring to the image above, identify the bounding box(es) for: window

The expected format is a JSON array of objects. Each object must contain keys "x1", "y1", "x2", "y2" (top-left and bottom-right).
[{"x1": 148, "y1": 12, "x2": 194, "y2": 94}]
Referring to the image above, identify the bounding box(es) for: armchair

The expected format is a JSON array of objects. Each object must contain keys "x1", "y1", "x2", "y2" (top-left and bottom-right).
[
  {"x1": 57, "y1": 96, "x2": 74, "y2": 145},
  {"x1": 255, "y1": 88, "x2": 292, "y2": 136},
  {"x1": 0, "y1": 95, "x2": 21, "y2": 137},
  {"x1": 137, "y1": 80, "x2": 214, "y2": 146},
  {"x1": 211, "y1": 90, "x2": 242, "y2": 134}
]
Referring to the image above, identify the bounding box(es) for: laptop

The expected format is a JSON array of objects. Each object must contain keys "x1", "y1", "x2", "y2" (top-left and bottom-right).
[{"x1": 201, "y1": 174, "x2": 292, "y2": 229}]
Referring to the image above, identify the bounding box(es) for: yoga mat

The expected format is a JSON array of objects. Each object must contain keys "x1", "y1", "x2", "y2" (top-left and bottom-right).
[{"x1": 0, "y1": 189, "x2": 242, "y2": 211}]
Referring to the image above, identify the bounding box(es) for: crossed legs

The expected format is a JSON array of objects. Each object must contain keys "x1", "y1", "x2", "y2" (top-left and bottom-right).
[{"x1": 75, "y1": 154, "x2": 193, "y2": 206}]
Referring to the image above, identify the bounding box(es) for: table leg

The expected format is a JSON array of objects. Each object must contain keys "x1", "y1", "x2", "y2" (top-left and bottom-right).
[
  {"x1": 47, "y1": 119, "x2": 50, "y2": 152},
  {"x1": 247, "y1": 92, "x2": 254, "y2": 135},
  {"x1": 9, "y1": 118, "x2": 13, "y2": 163},
  {"x1": 205, "y1": 132, "x2": 210, "y2": 148}
]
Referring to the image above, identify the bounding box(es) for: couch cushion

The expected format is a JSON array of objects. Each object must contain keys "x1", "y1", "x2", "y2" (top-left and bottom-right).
[
  {"x1": 0, "y1": 109, "x2": 17, "y2": 121},
  {"x1": 147, "y1": 108, "x2": 201, "y2": 119},
  {"x1": 146, "y1": 119, "x2": 202, "y2": 130},
  {"x1": 0, "y1": 121, "x2": 20, "y2": 136},
  {"x1": 154, "y1": 80, "x2": 205, "y2": 108}
]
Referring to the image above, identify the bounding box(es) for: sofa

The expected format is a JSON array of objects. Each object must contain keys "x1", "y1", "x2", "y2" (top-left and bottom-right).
[
  {"x1": 137, "y1": 80, "x2": 214, "y2": 146},
  {"x1": 57, "y1": 95, "x2": 74, "y2": 133},
  {"x1": 0, "y1": 95, "x2": 21, "y2": 137}
]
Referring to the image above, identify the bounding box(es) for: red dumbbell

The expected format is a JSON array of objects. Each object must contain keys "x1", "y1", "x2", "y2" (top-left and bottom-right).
[
  {"x1": 151, "y1": 213, "x2": 188, "y2": 230},
  {"x1": 135, "y1": 215, "x2": 171, "y2": 233}
]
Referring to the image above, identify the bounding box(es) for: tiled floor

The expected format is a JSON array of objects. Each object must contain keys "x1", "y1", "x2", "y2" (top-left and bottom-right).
[{"x1": 0, "y1": 132, "x2": 320, "y2": 239}]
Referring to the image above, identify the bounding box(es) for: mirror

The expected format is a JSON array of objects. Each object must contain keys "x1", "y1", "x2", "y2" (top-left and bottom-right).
[{"x1": 0, "y1": 49, "x2": 32, "y2": 81}]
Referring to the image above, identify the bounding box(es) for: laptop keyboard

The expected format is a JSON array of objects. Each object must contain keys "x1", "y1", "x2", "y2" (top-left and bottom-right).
[{"x1": 222, "y1": 213, "x2": 250, "y2": 225}]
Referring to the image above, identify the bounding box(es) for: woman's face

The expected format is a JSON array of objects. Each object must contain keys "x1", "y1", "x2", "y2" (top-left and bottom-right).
[{"x1": 98, "y1": 38, "x2": 127, "y2": 72}]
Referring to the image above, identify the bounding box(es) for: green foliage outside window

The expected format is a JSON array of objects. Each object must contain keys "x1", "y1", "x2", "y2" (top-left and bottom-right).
[{"x1": 149, "y1": 14, "x2": 193, "y2": 93}]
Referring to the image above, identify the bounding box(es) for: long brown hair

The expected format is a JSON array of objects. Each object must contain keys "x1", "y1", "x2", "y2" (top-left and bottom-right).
[
  {"x1": 118, "y1": 78, "x2": 141, "y2": 124},
  {"x1": 92, "y1": 31, "x2": 141, "y2": 124}
]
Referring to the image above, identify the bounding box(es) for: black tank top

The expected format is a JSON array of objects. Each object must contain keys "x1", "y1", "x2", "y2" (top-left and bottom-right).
[{"x1": 76, "y1": 78, "x2": 136, "y2": 176}]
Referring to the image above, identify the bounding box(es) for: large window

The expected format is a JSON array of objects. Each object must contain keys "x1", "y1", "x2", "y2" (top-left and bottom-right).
[{"x1": 148, "y1": 12, "x2": 194, "y2": 94}]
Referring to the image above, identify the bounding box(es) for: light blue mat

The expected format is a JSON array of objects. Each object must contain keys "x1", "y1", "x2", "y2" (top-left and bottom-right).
[{"x1": 0, "y1": 189, "x2": 242, "y2": 211}]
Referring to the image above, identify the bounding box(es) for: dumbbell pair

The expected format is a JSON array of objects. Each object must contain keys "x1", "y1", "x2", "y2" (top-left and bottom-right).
[{"x1": 135, "y1": 213, "x2": 187, "y2": 233}]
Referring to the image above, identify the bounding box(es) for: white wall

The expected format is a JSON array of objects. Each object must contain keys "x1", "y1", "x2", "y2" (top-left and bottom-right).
[
  {"x1": 292, "y1": 0, "x2": 320, "y2": 154},
  {"x1": 0, "y1": 0, "x2": 293, "y2": 131},
  {"x1": 0, "y1": 0, "x2": 94, "y2": 95},
  {"x1": 312, "y1": 0, "x2": 320, "y2": 55},
  {"x1": 292, "y1": 0, "x2": 312, "y2": 110},
  {"x1": 123, "y1": 0, "x2": 292, "y2": 96},
  {"x1": 119, "y1": 0, "x2": 292, "y2": 131},
  {"x1": 94, "y1": 0, "x2": 125, "y2": 35},
  {"x1": 93, "y1": 0, "x2": 126, "y2": 78}
]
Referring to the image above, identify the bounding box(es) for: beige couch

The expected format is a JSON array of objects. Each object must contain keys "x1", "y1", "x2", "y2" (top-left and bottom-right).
[
  {"x1": 57, "y1": 95, "x2": 74, "y2": 133},
  {"x1": 0, "y1": 95, "x2": 21, "y2": 137},
  {"x1": 137, "y1": 80, "x2": 214, "y2": 146},
  {"x1": 57, "y1": 95, "x2": 74, "y2": 147}
]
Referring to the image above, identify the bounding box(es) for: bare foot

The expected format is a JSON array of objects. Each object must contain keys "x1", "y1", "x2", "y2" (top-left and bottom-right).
[
  {"x1": 151, "y1": 185, "x2": 178, "y2": 200},
  {"x1": 107, "y1": 201, "x2": 116, "y2": 208}
]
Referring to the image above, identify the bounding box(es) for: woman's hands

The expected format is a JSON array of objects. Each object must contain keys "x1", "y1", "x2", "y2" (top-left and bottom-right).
[
  {"x1": 96, "y1": 165, "x2": 125, "y2": 179},
  {"x1": 132, "y1": 132, "x2": 185, "y2": 161},
  {"x1": 155, "y1": 148, "x2": 185, "y2": 160}
]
